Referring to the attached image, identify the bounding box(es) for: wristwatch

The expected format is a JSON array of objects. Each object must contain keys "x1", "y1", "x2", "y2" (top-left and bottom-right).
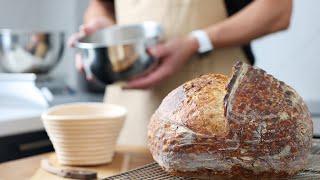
[{"x1": 190, "y1": 30, "x2": 214, "y2": 54}]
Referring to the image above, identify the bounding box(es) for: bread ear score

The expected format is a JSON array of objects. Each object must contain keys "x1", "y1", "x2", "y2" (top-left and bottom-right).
[{"x1": 148, "y1": 61, "x2": 313, "y2": 178}]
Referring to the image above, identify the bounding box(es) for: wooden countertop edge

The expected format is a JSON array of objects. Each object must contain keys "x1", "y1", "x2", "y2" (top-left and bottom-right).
[{"x1": 0, "y1": 145, "x2": 151, "y2": 180}]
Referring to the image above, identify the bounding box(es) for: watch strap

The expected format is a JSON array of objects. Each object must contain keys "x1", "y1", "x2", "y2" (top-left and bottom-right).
[{"x1": 190, "y1": 30, "x2": 214, "y2": 54}]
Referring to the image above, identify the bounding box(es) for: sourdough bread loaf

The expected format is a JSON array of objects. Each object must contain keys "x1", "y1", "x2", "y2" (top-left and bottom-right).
[{"x1": 148, "y1": 62, "x2": 313, "y2": 178}]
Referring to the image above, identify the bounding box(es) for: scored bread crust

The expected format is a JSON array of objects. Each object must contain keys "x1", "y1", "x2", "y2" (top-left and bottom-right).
[{"x1": 148, "y1": 62, "x2": 313, "y2": 178}]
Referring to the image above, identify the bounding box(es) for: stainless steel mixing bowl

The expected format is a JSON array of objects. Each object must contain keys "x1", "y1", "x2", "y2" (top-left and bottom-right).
[
  {"x1": 75, "y1": 21, "x2": 164, "y2": 84},
  {"x1": 0, "y1": 29, "x2": 64, "y2": 74}
]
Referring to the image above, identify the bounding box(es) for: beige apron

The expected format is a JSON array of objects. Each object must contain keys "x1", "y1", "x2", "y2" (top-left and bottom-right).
[{"x1": 105, "y1": 0, "x2": 248, "y2": 146}]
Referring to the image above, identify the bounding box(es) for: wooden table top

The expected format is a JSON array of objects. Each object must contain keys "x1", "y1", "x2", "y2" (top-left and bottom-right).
[
  {"x1": 0, "y1": 145, "x2": 153, "y2": 180},
  {"x1": 1, "y1": 140, "x2": 320, "y2": 180}
]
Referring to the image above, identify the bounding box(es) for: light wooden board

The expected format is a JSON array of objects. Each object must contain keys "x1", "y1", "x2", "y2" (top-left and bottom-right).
[{"x1": 30, "y1": 146, "x2": 153, "y2": 180}]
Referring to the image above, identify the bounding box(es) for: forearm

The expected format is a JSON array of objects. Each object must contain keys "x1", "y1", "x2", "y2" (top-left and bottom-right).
[
  {"x1": 205, "y1": 0, "x2": 292, "y2": 48},
  {"x1": 84, "y1": 0, "x2": 115, "y2": 25}
]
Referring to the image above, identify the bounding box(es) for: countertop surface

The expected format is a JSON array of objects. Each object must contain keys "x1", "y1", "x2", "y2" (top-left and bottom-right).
[
  {"x1": 0, "y1": 92, "x2": 103, "y2": 137},
  {"x1": 2, "y1": 140, "x2": 320, "y2": 179},
  {"x1": 0, "y1": 145, "x2": 153, "y2": 180}
]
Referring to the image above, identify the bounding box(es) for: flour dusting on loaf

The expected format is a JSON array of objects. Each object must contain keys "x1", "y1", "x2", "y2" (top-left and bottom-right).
[{"x1": 148, "y1": 61, "x2": 313, "y2": 178}]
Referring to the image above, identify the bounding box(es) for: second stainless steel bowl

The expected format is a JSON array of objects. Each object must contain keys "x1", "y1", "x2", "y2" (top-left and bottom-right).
[
  {"x1": 75, "y1": 22, "x2": 164, "y2": 84},
  {"x1": 0, "y1": 29, "x2": 64, "y2": 74}
]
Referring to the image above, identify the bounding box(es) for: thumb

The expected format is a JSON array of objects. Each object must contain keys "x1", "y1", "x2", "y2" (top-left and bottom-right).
[
  {"x1": 82, "y1": 18, "x2": 109, "y2": 35},
  {"x1": 148, "y1": 43, "x2": 170, "y2": 59},
  {"x1": 81, "y1": 23, "x2": 98, "y2": 35}
]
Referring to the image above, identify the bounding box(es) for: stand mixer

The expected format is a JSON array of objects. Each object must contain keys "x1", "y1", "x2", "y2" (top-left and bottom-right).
[{"x1": 0, "y1": 29, "x2": 65, "y2": 108}]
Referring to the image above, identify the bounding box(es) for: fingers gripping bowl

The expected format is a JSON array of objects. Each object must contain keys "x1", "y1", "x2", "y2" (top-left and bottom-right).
[
  {"x1": 148, "y1": 62, "x2": 313, "y2": 178},
  {"x1": 75, "y1": 22, "x2": 164, "y2": 84}
]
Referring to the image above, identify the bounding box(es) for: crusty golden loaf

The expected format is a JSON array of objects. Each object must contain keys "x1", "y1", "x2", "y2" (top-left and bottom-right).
[{"x1": 148, "y1": 61, "x2": 313, "y2": 178}]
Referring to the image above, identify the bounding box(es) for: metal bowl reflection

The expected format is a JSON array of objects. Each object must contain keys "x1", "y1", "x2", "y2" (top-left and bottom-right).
[
  {"x1": 0, "y1": 29, "x2": 64, "y2": 74},
  {"x1": 75, "y1": 21, "x2": 164, "y2": 84}
]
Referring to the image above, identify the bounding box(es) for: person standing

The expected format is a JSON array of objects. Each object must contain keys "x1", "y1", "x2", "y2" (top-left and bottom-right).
[{"x1": 69, "y1": 0, "x2": 292, "y2": 146}]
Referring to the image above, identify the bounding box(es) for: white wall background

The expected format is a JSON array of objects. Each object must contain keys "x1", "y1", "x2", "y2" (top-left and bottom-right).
[
  {"x1": 253, "y1": 0, "x2": 320, "y2": 103},
  {"x1": 0, "y1": 0, "x2": 318, "y2": 103}
]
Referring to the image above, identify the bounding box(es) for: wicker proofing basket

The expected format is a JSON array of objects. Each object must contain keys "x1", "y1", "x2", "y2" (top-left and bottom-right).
[{"x1": 41, "y1": 103, "x2": 126, "y2": 166}]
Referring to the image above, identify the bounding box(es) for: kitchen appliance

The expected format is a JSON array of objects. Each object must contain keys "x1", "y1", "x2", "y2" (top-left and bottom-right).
[
  {"x1": 0, "y1": 73, "x2": 53, "y2": 162},
  {"x1": 0, "y1": 29, "x2": 69, "y2": 96},
  {"x1": 75, "y1": 21, "x2": 164, "y2": 84},
  {"x1": 0, "y1": 73, "x2": 49, "y2": 109},
  {"x1": 0, "y1": 29, "x2": 78, "y2": 100},
  {"x1": 0, "y1": 29, "x2": 64, "y2": 74}
]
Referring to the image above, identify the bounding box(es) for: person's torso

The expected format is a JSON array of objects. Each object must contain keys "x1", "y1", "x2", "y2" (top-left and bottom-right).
[
  {"x1": 107, "y1": 0, "x2": 250, "y2": 146},
  {"x1": 116, "y1": 0, "x2": 228, "y2": 39},
  {"x1": 115, "y1": 0, "x2": 249, "y2": 97}
]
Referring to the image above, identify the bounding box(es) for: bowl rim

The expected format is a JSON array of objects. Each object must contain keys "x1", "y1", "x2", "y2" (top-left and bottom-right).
[
  {"x1": 0, "y1": 28, "x2": 65, "y2": 35},
  {"x1": 75, "y1": 21, "x2": 163, "y2": 49},
  {"x1": 41, "y1": 102, "x2": 127, "y2": 121}
]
